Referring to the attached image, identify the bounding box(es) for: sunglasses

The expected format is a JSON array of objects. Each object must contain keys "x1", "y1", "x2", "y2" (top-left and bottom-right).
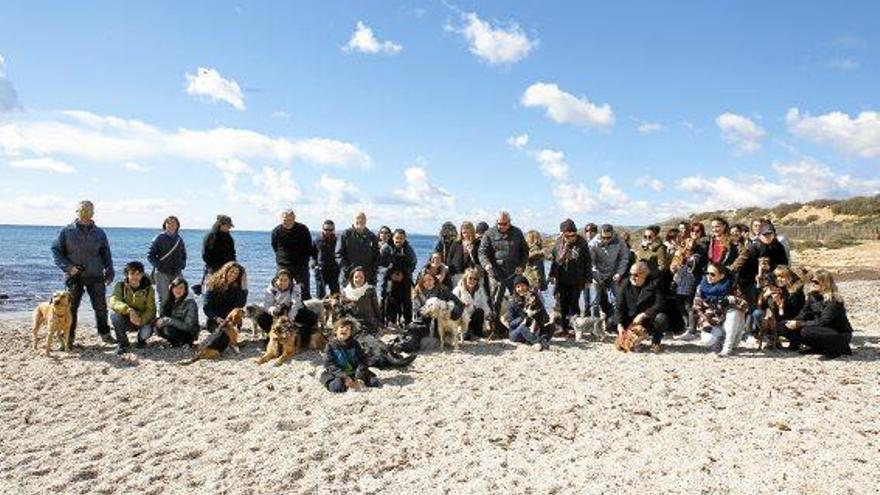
[
  {"x1": 643, "y1": 234, "x2": 655, "y2": 239},
  {"x1": 600, "y1": 235, "x2": 612, "y2": 240},
  {"x1": 811, "y1": 279, "x2": 820, "y2": 284},
  {"x1": 760, "y1": 232, "x2": 775, "y2": 237},
  {"x1": 497, "y1": 221, "x2": 509, "y2": 226},
  {"x1": 707, "y1": 271, "x2": 720, "y2": 277},
  {"x1": 629, "y1": 272, "x2": 642, "y2": 277}
]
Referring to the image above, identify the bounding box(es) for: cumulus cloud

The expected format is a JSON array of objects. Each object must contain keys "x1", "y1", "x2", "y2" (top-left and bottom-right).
[
  {"x1": 636, "y1": 176, "x2": 665, "y2": 192},
  {"x1": 521, "y1": 82, "x2": 614, "y2": 129},
  {"x1": 215, "y1": 158, "x2": 252, "y2": 175},
  {"x1": 716, "y1": 112, "x2": 766, "y2": 154},
  {"x1": 450, "y1": 12, "x2": 536, "y2": 65},
  {"x1": 786, "y1": 107, "x2": 880, "y2": 158},
  {"x1": 317, "y1": 173, "x2": 360, "y2": 206},
  {"x1": 9, "y1": 157, "x2": 75, "y2": 174},
  {"x1": 249, "y1": 166, "x2": 302, "y2": 212},
  {"x1": 507, "y1": 133, "x2": 529, "y2": 149},
  {"x1": 534, "y1": 149, "x2": 569, "y2": 180},
  {"x1": 393, "y1": 166, "x2": 454, "y2": 209},
  {"x1": 0, "y1": 54, "x2": 22, "y2": 112},
  {"x1": 185, "y1": 67, "x2": 245, "y2": 110},
  {"x1": 343, "y1": 21, "x2": 402, "y2": 55}
]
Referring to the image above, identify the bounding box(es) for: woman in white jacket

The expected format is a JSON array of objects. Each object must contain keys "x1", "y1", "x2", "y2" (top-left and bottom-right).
[
  {"x1": 452, "y1": 268, "x2": 493, "y2": 339},
  {"x1": 258, "y1": 269, "x2": 318, "y2": 342}
]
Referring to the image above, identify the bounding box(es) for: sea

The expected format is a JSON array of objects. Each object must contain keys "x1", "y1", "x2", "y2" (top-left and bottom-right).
[{"x1": 0, "y1": 224, "x2": 439, "y2": 313}]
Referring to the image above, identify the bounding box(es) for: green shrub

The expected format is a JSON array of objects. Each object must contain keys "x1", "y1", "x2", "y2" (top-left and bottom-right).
[
  {"x1": 772, "y1": 202, "x2": 802, "y2": 219},
  {"x1": 831, "y1": 194, "x2": 880, "y2": 217},
  {"x1": 805, "y1": 214, "x2": 820, "y2": 223},
  {"x1": 824, "y1": 231, "x2": 861, "y2": 250}
]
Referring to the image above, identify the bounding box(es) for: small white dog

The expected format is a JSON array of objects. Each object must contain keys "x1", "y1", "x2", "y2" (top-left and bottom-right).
[
  {"x1": 570, "y1": 314, "x2": 606, "y2": 341},
  {"x1": 420, "y1": 297, "x2": 462, "y2": 350}
]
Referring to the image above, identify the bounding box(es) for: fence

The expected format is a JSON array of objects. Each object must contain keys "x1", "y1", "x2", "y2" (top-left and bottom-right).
[{"x1": 776, "y1": 224, "x2": 880, "y2": 241}]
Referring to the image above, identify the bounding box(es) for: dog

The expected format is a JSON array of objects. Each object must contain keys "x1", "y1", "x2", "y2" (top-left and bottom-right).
[
  {"x1": 256, "y1": 316, "x2": 296, "y2": 366},
  {"x1": 180, "y1": 308, "x2": 245, "y2": 365},
  {"x1": 570, "y1": 314, "x2": 606, "y2": 342},
  {"x1": 614, "y1": 324, "x2": 648, "y2": 353},
  {"x1": 420, "y1": 297, "x2": 462, "y2": 350},
  {"x1": 244, "y1": 303, "x2": 328, "y2": 352},
  {"x1": 302, "y1": 298, "x2": 332, "y2": 332},
  {"x1": 756, "y1": 286, "x2": 783, "y2": 350},
  {"x1": 32, "y1": 291, "x2": 73, "y2": 356},
  {"x1": 244, "y1": 304, "x2": 268, "y2": 339}
]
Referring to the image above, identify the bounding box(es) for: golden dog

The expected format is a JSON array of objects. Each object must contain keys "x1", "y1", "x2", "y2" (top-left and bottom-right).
[
  {"x1": 256, "y1": 316, "x2": 296, "y2": 366},
  {"x1": 614, "y1": 324, "x2": 648, "y2": 353},
  {"x1": 32, "y1": 291, "x2": 73, "y2": 356},
  {"x1": 181, "y1": 308, "x2": 245, "y2": 365}
]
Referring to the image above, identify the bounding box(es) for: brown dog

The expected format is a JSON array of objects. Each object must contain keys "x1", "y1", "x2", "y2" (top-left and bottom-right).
[
  {"x1": 614, "y1": 324, "x2": 648, "y2": 353},
  {"x1": 181, "y1": 308, "x2": 245, "y2": 365},
  {"x1": 32, "y1": 291, "x2": 73, "y2": 356},
  {"x1": 256, "y1": 316, "x2": 296, "y2": 366},
  {"x1": 756, "y1": 287, "x2": 783, "y2": 350}
]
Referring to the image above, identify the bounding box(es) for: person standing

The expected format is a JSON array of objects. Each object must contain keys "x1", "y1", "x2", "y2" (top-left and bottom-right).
[
  {"x1": 201, "y1": 214, "x2": 236, "y2": 279},
  {"x1": 479, "y1": 210, "x2": 528, "y2": 320},
  {"x1": 588, "y1": 224, "x2": 630, "y2": 319},
  {"x1": 147, "y1": 215, "x2": 186, "y2": 307},
  {"x1": 335, "y1": 212, "x2": 380, "y2": 285},
  {"x1": 549, "y1": 219, "x2": 592, "y2": 336},
  {"x1": 51, "y1": 200, "x2": 115, "y2": 347},
  {"x1": 271, "y1": 209, "x2": 314, "y2": 298},
  {"x1": 312, "y1": 220, "x2": 341, "y2": 298}
]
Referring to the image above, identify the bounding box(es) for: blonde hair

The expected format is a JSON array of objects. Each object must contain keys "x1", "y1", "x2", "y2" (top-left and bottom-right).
[
  {"x1": 773, "y1": 265, "x2": 802, "y2": 291},
  {"x1": 206, "y1": 261, "x2": 245, "y2": 291},
  {"x1": 459, "y1": 221, "x2": 475, "y2": 241},
  {"x1": 457, "y1": 268, "x2": 480, "y2": 292},
  {"x1": 525, "y1": 230, "x2": 543, "y2": 247},
  {"x1": 811, "y1": 269, "x2": 842, "y2": 303}
]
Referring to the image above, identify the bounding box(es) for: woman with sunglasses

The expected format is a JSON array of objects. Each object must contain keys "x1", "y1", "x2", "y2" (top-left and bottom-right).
[
  {"x1": 784, "y1": 269, "x2": 853, "y2": 359},
  {"x1": 692, "y1": 262, "x2": 749, "y2": 357},
  {"x1": 549, "y1": 219, "x2": 592, "y2": 336}
]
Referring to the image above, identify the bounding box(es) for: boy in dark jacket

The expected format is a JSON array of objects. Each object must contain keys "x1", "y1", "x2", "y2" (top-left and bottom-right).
[
  {"x1": 312, "y1": 220, "x2": 341, "y2": 299},
  {"x1": 549, "y1": 219, "x2": 592, "y2": 335},
  {"x1": 320, "y1": 318, "x2": 380, "y2": 393}
]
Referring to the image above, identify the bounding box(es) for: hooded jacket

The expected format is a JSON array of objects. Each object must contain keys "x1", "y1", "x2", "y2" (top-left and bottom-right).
[
  {"x1": 796, "y1": 294, "x2": 853, "y2": 333},
  {"x1": 320, "y1": 336, "x2": 371, "y2": 383},
  {"x1": 634, "y1": 240, "x2": 669, "y2": 276},
  {"x1": 589, "y1": 234, "x2": 630, "y2": 282},
  {"x1": 52, "y1": 221, "x2": 114, "y2": 282},
  {"x1": 263, "y1": 282, "x2": 305, "y2": 319},
  {"x1": 478, "y1": 225, "x2": 528, "y2": 281},
  {"x1": 109, "y1": 276, "x2": 157, "y2": 322},
  {"x1": 740, "y1": 239, "x2": 789, "y2": 285},
  {"x1": 158, "y1": 296, "x2": 199, "y2": 337},
  {"x1": 379, "y1": 241, "x2": 418, "y2": 281}
]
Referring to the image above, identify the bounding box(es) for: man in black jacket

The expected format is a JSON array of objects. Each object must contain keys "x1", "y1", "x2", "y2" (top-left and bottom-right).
[
  {"x1": 615, "y1": 261, "x2": 669, "y2": 352},
  {"x1": 479, "y1": 210, "x2": 529, "y2": 318},
  {"x1": 335, "y1": 212, "x2": 380, "y2": 286},
  {"x1": 312, "y1": 220, "x2": 340, "y2": 298},
  {"x1": 549, "y1": 219, "x2": 592, "y2": 334},
  {"x1": 271, "y1": 209, "x2": 314, "y2": 298}
]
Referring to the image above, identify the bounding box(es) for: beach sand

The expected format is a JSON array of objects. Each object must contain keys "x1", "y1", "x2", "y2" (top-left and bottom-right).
[{"x1": 1, "y1": 281, "x2": 878, "y2": 495}]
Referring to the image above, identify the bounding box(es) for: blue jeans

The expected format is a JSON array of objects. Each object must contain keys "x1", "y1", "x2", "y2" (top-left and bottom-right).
[
  {"x1": 509, "y1": 322, "x2": 550, "y2": 347},
  {"x1": 588, "y1": 278, "x2": 618, "y2": 318},
  {"x1": 110, "y1": 311, "x2": 153, "y2": 349}
]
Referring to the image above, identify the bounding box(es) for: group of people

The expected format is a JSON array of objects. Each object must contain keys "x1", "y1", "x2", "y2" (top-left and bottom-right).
[{"x1": 50, "y1": 200, "x2": 856, "y2": 392}]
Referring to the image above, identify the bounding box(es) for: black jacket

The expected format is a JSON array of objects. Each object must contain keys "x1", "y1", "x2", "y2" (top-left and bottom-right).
[
  {"x1": 202, "y1": 229, "x2": 236, "y2": 271},
  {"x1": 336, "y1": 228, "x2": 380, "y2": 282},
  {"x1": 478, "y1": 226, "x2": 528, "y2": 281},
  {"x1": 549, "y1": 234, "x2": 592, "y2": 288},
  {"x1": 148, "y1": 232, "x2": 186, "y2": 275},
  {"x1": 615, "y1": 276, "x2": 665, "y2": 328},
  {"x1": 379, "y1": 242, "x2": 418, "y2": 280},
  {"x1": 796, "y1": 294, "x2": 853, "y2": 333},
  {"x1": 203, "y1": 285, "x2": 248, "y2": 327},
  {"x1": 758, "y1": 285, "x2": 806, "y2": 320},
  {"x1": 507, "y1": 290, "x2": 549, "y2": 329},
  {"x1": 311, "y1": 235, "x2": 339, "y2": 276},
  {"x1": 434, "y1": 239, "x2": 465, "y2": 276},
  {"x1": 271, "y1": 223, "x2": 314, "y2": 270},
  {"x1": 740, "y1": 240, "x2": 789, "y2": 284}
]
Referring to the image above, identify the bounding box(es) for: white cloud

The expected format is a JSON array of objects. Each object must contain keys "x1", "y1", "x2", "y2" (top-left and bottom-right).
[
  {"x1": 521, "y1": 82, "x2": 614, "y2": 129},
  {"x1": 0, "y1": 54, "x2": 21, "y2": 112},
  {"x1": 9, "y1": 157, "x2": 76, "y2": 174},
  {"x1": 637, "y1": 121, "x2": 664, "y2": 134},
  {"x1": 272, "y1": 111, "x2": 291, "y2": 119},
  {"x1": 452, "y1": 12, "x2": 537, "y2": 65},
  {"x1": 0, "y1": 110, "x2": 371, "y2": 168},
  {"x1": 393, "y1": 166, "x2": 454, "y2": 207},
  {"x1": 343, "y1": 21, "x2": 402, "y2": 55},
  {"x1": 317, "y1": 174, "x2": 360, "y2": 206},
  {"x1": 507, "y1": 133, "x2": 529, "y2": 149},
  {"x1": 215, "y1": 158, "x2": 252, "y2": 174},
  {"x1": 249, "y1": 166, "x2": 301, "y2": 212},
  {"x1": 786, "y1": 107, "x2": 880, "y2": 158},
  {"x1": 636, "y1": 175, "x2": 665, "y2": 191},
  {"x1": 122, "y1": 161, "x2": 149, "y2": 172},
  {"x1": 828, "y1": 57, "x2": 860, "y2": 71},
  {"x1": 185, "y1": 67, "x2": 245, "y2": 110},
  {"x1": 598, "y1": 175, "x2": 628, "y2": 203},
  {"x1": 553, "y1": 182, "x2": 597, "y2": 214},
  {"x1": 534, "y1": 149, "x2": 569, "y2": 180},
  {"x1": 716, "y1": 112, "x2": 766, "y2": 154}
]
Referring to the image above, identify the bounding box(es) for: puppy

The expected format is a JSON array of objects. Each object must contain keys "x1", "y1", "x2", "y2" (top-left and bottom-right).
[
  {"x1": 420, "y1": 297, "x2": 462, "y2": 350},
  {"x1": 244, "y1": 303, "x2": 267, "y2": 339},
  {"x1": 256, "y1": 316, "x2": 296, "y2": 366},
  {"x1": 32, "y1": 291, "x2": 73, "y2": 355},
  {"x1": 614, "y1": 324, "x2": 648, "y2": 353},
  {"x1": 181, "y1": 308, "x2": 245, "y2": 365},
  {"x1": 570, "y1": 314, "x2": 606, "y2": 342},
  {"x1": 756, "y1": 287, "x2": 783, "y2": 350}
]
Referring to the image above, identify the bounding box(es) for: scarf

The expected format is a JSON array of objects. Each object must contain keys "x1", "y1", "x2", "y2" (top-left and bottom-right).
[
  {"x1": 698, "y1": 275, "x2": 733, "y2": 303},
  {"x1": 343, "y1": 284, "x2": 371, "y2": 302}
]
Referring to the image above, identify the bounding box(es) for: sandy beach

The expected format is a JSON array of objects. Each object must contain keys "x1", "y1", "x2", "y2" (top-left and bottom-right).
[{"x1": 1, "y1": 280, "x2": 878, "y2": 495}]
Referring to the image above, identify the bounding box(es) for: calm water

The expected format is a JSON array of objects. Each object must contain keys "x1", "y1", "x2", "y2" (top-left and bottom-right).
[{"x1": 0, "y1": 224, "x2": 438, "y2": 312}]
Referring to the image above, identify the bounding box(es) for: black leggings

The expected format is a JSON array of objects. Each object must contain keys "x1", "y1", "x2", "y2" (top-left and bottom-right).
[
  {"x1": 384, "y1": 281, "x2": 413, "y2": 326},
  {"x1": 556, "y1": 283, "x2": 581, "y2": 329},
  {"x1": 799, "y1": 326, "x2": 852, "y2": 356},
  {"x1": 467, "y1": 308, "x2": 485, "y2": 338}
]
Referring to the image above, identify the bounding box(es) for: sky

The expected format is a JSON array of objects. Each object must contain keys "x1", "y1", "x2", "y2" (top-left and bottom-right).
[{"x1": 1, "y1": 1, "x2": 879, "y2": 234}]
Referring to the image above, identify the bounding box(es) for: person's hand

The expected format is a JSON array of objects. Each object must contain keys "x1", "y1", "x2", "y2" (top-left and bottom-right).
[
  {"x1": 215, "y1": 316, "x2": 226, "y2": 326},
  {"x1": 634, "y1": 313, "x2": 646, "y2": 324},
  {"x1": 617, "y1": 324, "x2": 625, "y2": 336},
  {"x1": 613, "y1": 274, "x2": 621, "y2": 282},
  {"x1": 68, "y1": 266, "x2": 80, "y2": 276},
  {"x1": 129, "y1": 311, "x2": 141, "y2": 327},
  {"x1": 784, "y1": 320, "x2": 800, "y2": 330}
]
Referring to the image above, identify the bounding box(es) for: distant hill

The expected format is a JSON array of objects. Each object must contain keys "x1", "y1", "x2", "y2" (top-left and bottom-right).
[{"x1": 669, "y1": 194, "x2": 880, "y2": 227}]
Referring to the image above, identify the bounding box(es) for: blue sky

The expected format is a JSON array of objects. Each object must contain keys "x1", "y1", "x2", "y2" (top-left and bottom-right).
[{"x1": 1, "y1": 1, "x2": 878, "y2": 233}]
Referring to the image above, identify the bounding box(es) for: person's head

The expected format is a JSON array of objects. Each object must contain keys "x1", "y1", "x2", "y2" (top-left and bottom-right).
[
  {"x1": 280, "y1": 209, "x2": 295, "y2": 229},
  {"x1": 273, "y1": 269, "x2": 292, "y2": 291},
  {"x1": 475, "y1": 221, "x2": 489, "y2": 238},
  {"x1": 513, "y1": 276, "x2": 530, "y2": 297},
  {"x1": 809, "y1": 269, "x2": 841, "y2": 302},
  {"x1": 666, "y1": 228, "x2": 680, "y2": 244},
  {"x1": 710, "y1": 217, "x2": 729, "y2": 237},
  {"x1": 350, "y1": 268, "x2": 366, "y2": 288},
  {"x1": 392, "y1": 228, "x2": 407, "y2": 247},
  {"x1": 560, "y1": 218, "x2": 578, "y2": 244},
  {"x1": 584, "y1": 223, "x2": 598, "y2": 240},
  {"x1": 322, "y1": 219, "x2": 336, "y2": 239},
  {"x1": 690, "y1": 221, "x2": 706, "y2": 239},
  {"x1": 333, "y1": 317, "x2": 356, "y2": 343},
  {"x1": 621, "y1": 231, "x2": 632, "y2": 247},
  {"x1": 440, "y1": 221, "x2": 457, "y2": 241},
  {"x1": 460, "y1": 221, "x2": 475, "y2": 242},
  {"x1": 429, "y1": 252, "x2": 443, "y2": 267},
  {"x1": 207, "y1": 261, "x2": 245, "y2": 290},
  {"x1": 417, "y1": 272, "x2": 437, "y2": 291},
  {"x1": 169, "y1": 277, "x2": 189, "y2": 301},
  {"x1": 353, "y1": 212, "x2": 367, "y2": 232},
  {"x1": 461, "y1": 268, "x2": 480, "y2": 291},
  {"x1": 76, "y1": 200, "x2": 95, "y2": 223},
  {"x1": 705, "y1": 262, "x2": 730, "y2": 284},
  {"x1": 378, "y1": 225, "x2": 392, "y2": 243},
  {"x1": 730, "y1": 224, "x2": 743, "y2": 242},
  {"x1": 643, "y1": 225, "x2": 660, "y2": 245},
  {"x1": 215, "y1": 214, "x2": 234, "y2": 233},
  {"x1": 758, "y1": 223, "x2": 777, "y2": 245},
  {"x1": 123, "y1": 261, "x2": 145, "y2": 287},
  {"x1": 496, "y1": 211, "x2": 511, "y2": 233},
  {"x1": 677, "y1": 221, "x2": 689, "y2": 234},
  {"x1": 599, "y1": 224, "x2": 614, "y2": 245},
  {"x1": 773, "y1": 265, "x2": 800, "y2": 289},
  {"x1": 751, "y1": 218, "x2": 765, "y2": 237},
  {"x1": 526, "y1": 230, "x2": 542, "y2": 248},
  {"x1": 162, "y1": 215, "x2": 180, "y2": 235},
  {"x1": 628, "y1": 261, "x2": 650, "y2": 287}
]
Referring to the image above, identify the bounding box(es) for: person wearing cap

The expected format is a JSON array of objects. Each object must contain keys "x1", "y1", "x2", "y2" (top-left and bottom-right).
[
  {"x1": 549, "y1": 219, "x2": 592, "y2": 336},
  {"x1": 202, "y1": 214, "x2": 237, "y2": 276},
  {"x1": 739, "y1": 222, "x2": 789, "y2": 308},
  {"x1": 335, "y1": 212, "x2": 380, "y2": 286},
  {"x1": 271, "y1": 209, "x2": 314, "y2": 298},
  {"x1": 312, "y1": 219, "x2": 341, "y2": 299},
  {"x1": 615, "y1": 261, "x2": 669, "y2": 352},
  {"x1": 147, "y1": 215, "x2": 186, "y2": 308},
  {"x1": 51, "y1": 200, "x2": 115, "y2": 347},
  {"x1": 154, "y1": 277, "x2": 199, "y2": 347},
  {"x1": 479, "y1": 210, "x2": 529, "y2": 325},
  {"x1": 506, "y1": 275, "x2": 551, "y2": 350}
]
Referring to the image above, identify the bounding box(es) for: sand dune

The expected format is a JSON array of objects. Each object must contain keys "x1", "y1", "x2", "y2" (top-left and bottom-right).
[{"x1": 1, "y1": 281, "x2": 878, "y2": 495}]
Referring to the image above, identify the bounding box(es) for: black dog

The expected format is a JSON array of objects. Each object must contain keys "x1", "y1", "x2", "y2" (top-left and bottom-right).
[{"x1": 356, "y1": 333, "x2": 416, "y2": 368}]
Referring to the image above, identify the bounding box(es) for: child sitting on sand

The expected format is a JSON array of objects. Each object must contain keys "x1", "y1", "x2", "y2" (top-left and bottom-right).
[{"x1": 320, "y1": 317, "x2": 380, "y2": 393}]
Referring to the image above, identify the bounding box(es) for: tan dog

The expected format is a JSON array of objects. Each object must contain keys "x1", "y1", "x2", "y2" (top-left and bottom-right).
[
  {"x1": 181, "y1": 308, "x2": 245, "y2": 365},
  {"x1": 614, "y1": 324, "x2": 648, "y2": 353},
  {"x1": 32, "y1": 291, "x2": 73, "y2": 356},
  {"x1": 420, "y1": 297, "x2": 461, "y2": 350},
  {"x1": 256, "y1": 316, "x2": 296, "y2": 366}
]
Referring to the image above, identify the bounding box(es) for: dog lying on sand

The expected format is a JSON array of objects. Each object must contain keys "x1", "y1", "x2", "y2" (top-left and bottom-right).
[{"x1": 181, "y1": 308, "x2": 245, "y2": 365}]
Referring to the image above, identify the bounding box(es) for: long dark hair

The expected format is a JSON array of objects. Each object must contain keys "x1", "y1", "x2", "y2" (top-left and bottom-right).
[{"x1": 161, "y1": 277, "x2": 189, "y2": 317}]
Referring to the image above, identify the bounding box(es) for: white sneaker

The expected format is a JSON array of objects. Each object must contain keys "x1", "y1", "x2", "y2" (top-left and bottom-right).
[
  {"x1": 676, "y1": 331, "x2": 699, "y2": 341},
  {"x1": 717, "y1": 348, "x2": 732, "y2": 357},
  {"x1": 531, "y1": 343, "x2": 543, "y2": 351},
  {"x1": 574, "y1": 329, "x2": 583, "y2": 342}
]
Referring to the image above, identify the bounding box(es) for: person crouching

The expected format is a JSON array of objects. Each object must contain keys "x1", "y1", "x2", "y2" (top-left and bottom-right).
[
  {"x1": 108, "y1": 261, "x2": 156, "y2": 355},
  {"x1": 320, "y1": 317, "x2": 380, "y2": 393},
  {"x1": 507, "y1": 275, "x2": 551, "y2": 351}
]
